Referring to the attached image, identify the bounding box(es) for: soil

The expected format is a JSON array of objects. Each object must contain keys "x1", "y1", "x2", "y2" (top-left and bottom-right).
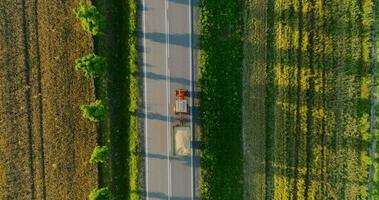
[{"x1": 0, "y1": 0, "x2": 97, "y2": 199}]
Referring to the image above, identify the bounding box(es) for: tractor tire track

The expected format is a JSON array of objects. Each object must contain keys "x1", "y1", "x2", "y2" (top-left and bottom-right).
[
  {"x1": 21, "y1": 0, "x2": 36, "y2": 198},
  {"x1": 32, "y1": 0, "x2": 47, "y2": 198},
  {"x1": 21, "y1": 0, "x2": 49, "y2": 198},
  {"x1": 27, "y1": 0, "x2": 47, "y2": 198}
]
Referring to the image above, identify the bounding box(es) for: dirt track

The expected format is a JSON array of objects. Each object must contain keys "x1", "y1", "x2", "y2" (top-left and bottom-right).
[
  {"x1": 242, "y1": 0, "x2": 268, "y2": 199},
  {"x1": 0, "y1": 0, "x2": 97, "y2": 199}
]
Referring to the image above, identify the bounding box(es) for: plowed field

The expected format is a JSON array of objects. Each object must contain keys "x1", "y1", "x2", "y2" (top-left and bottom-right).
[
  {"x1": 0, "y1": 0, "x2": 97, "y2": 199},
  {"x1": 243, "y1": 0, "x2": 375, "y2": 199}
]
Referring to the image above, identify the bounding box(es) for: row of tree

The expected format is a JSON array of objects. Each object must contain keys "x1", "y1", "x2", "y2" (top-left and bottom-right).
[{"x1": 73, "y1": 2, "x2": 110, "y2": 200}]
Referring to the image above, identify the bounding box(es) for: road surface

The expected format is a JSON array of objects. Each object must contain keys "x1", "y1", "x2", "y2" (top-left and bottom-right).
[{"x1": 141, "y1": 0, "x2": 199, "y2": 199}]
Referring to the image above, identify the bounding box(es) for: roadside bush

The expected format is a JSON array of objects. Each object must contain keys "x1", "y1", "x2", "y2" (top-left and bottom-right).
[
  {"x1": 81, "y1": 100, "x2": 106, "y2": 122},
  {"x1": 90, "y1": 145, "x2": 109, "y2": 164},
  {"x1": 75, "y1": 54, "x2": 107, "y2": 79},
  {"x1": 73, "y1": 2, "x2": 105, "y2": 35},
  {"x1": 89, "y1": 187, "x2": 111, "y2": 200},
  {"x1": 374, "y1": 170, "x2": 379, "y2": 198}
]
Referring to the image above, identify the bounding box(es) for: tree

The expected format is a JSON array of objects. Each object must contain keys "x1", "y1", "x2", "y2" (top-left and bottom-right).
[
  {"x1": 90, "y1": 145, "x2": 109, "y2": 164},
  {"x1": 73, "y1": 2, "x2": 105, "y2": 35},
  {"x1": 89, "y1": 187, "x2": 110, "y2": 200},
  {"x1": 75, "y1": 54, "x2": 107, "y2": 79},
  {"x1": 81, "y1": 100, "x2": 106, "y2": 122}
]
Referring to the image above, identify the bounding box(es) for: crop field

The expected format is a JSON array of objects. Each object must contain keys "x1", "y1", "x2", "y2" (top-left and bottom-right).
[
  {"x1": 0, "y1": 0, "x2": 97, "y2": 199},
  {"x1": 243, "y1": 0, "x2": 377, "y2": 199}
]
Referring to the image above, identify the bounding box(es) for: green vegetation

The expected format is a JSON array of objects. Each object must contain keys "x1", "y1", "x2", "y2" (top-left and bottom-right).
[
  {"x1": 73, "y1": 2, "x2": 105, "y2": 35},
  {"x1": 81, "y1": 100, "x2": 106, "y2": 122},
  {"x1": 74, "y1": 2, "x2": 111, "y2": 198},
  {"x1": 75, "y1": 54, "x2": 107, "y2": 79},
  {"x1": 199, "y1": 0, "x2": 243, "y2": 199},
  {"x1": 90, "y1": 0, "x2": 140, "y2": 199},
  {"x1": 370, "y1": 0, "x2": 378, "y2": 199},
  {"x1": 127, "y1": 0, "x2": 140, "y2": 199},
  {"x1": 243, "y1": 0, "x2": 375, "y2": 199},
  {"x1": 90, "y1": 146, "x2": 109, "y2": 164},
  {"x1": 89, "y1": 187, "x2": 111, "y2": 200},
  {"x1": 372, "y1": 136, "x2": 379, "y2": 195}
]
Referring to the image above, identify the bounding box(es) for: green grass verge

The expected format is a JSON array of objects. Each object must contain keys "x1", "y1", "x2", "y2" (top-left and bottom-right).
[
  {"x1": 127, "y1": 0, "x2": 140, "y2": 199},
  {"x1": 199, "y1": 0, "x2": 244, "y2": 199}
]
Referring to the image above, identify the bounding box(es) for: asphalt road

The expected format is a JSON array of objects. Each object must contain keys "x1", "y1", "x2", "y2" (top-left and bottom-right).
[{"x1": 141, "y1": 0, "x2": 199, "y2": 199}]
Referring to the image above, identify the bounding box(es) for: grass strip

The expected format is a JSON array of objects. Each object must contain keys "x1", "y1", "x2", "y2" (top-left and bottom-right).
[
  {"x1": 199, "y1": 0, "x2": 244, "y2": 199},
  {"x1": 127, "y1": 0, "x2": 140, "y2": 199}
]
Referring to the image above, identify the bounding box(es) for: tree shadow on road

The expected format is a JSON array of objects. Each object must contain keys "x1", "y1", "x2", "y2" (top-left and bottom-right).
[
  {"x1": 144, "y1": 32, "x2": 199, "y2": 49},
  {"x1": 169, "y1": 0, "x2": 199, "y2": 7},
  {"x1": 144, "y1": 191, "x2": 193, "y2": 200},
  {"x1": 142, "y1": 71, "x2": 191, "y2": 86},
  {"x1": 138, "y1": 111, "x2": 168, "y2": 121},
  {"x1": 145, "y1": 152, "x2": 200, "y2": 168}
]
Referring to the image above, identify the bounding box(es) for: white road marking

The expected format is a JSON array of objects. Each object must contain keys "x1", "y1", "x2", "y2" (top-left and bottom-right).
[
  {"x1": 168, "y1": 22, "x2": 170, "y2": 58},
  {"x1": 166, "y1": 69, "x2": 171, "y2": 200},
  {"x1": 188, "y1": 0, "x2": 194, "y2": 199},
  {"x1": 142, "y1": 0, "x2": 149, "y2": 198},
  {"x1": 165, "y1": 0, "x2": 171, "y2": 199}
]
